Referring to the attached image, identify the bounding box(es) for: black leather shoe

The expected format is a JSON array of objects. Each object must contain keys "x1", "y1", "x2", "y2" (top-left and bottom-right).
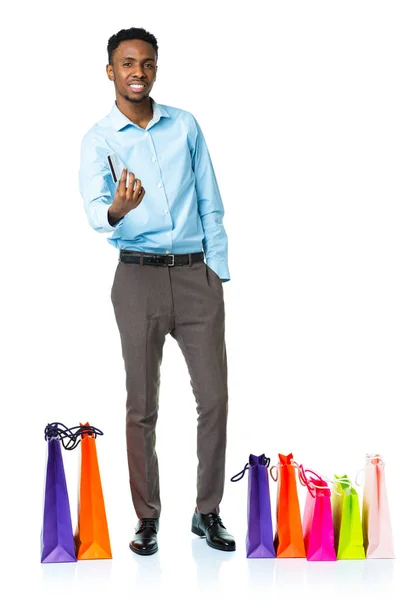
[
  {"x1": 129, "y1": 518, "x2": 159, "y2": 556},
  {"x1": 191, "y1": 508, "x2": 236, "y2": 551}
]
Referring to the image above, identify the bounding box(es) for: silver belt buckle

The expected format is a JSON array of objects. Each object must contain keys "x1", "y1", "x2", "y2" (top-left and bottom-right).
[{"x1": 167, "y1": 254, "x2": 175, "y2": 266}]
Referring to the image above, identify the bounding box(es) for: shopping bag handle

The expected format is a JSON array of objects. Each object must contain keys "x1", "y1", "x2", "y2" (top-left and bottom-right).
[
  {"x1": 230, "y1": 463, "x2": 249, "y2": 482},
  {"x1": 269, "y1": 454, "x2": 298, "y2": 482},
  {"x1": 268, "y1": 455, "x2": 359, "y2": 496},
  {"x1": 44, "y1": 422, "x2": 103, "y2": 450},
  {"x1": 269, "y1": 456, "x2": 306, "y2": 483},
  {"x1": 230, "y1": 454, "x2": 271, "y2": 482},
  {"x1": 355, "y1": 453, "x2": 385, "y2": 486},
  {"x1": 296, "y1": 463, "x2": 354, "y2": 497}
]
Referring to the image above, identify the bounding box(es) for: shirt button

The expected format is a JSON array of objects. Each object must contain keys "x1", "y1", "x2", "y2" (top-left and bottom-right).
[
  {"x1": 158, "y1": 182, "x2": 162, "y2": 188},
  {"x1": 145, "y1": 132, "x2": 149, "y2": 137},
  {"x1": 152, "y1": 157, "x2": 157, "y2": 162},
  {"x1": 164, "y1": 209, "x2": 169, "y2": 215},
  {"x1": 165, "y1": 250, "x2": 170, "y2": 254},
  {"x1": 167, "y1": 232, "x2": 170, "y2": 237}
]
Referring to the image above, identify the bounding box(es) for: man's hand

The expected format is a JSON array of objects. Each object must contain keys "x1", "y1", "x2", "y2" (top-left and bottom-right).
[{"x1": 108, "y1": 168, "x2": 146, "y2": 222}]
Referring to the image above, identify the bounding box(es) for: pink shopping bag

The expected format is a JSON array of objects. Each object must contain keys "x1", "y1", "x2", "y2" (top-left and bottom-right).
[
  {"x1": 362, "y1": 454, "x2": 394, "y2": 558},
  {"x1": 300, "y1": 466, "x2": 336, "y2": 561}
]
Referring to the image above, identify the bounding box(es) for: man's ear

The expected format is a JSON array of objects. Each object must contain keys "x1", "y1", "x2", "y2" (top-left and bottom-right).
[{"x1": 106, "y1": 64, "x2": 114, "y2": 81}]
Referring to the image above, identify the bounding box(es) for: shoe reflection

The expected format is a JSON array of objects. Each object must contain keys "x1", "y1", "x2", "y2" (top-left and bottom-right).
[{"x1": 191, "y1": 536, "x2": 235, "y2": 590}]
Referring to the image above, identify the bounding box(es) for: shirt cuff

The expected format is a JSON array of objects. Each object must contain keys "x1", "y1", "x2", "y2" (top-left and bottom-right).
[
  {"x1": 206, "y1": 258, "x2": 230, "y2": 282},
  {"x1": 97, "y1": 203, "x2": 124, "y2": 232}
]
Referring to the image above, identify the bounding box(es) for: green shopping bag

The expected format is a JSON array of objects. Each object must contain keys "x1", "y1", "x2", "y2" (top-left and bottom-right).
[{"x1": 332, "y1": 475, "x2": 365, "y2": 559}]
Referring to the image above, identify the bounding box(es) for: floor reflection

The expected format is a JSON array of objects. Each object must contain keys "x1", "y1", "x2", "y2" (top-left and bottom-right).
[
  {"x1": 274, "y1": 557, "x2": 307, "y2": 585},
  {"x1": 246, "y1": 555, "x2": 277, "y2": 594},
  {"x1": 191, "y1": 537, "x2": 235, "y2": 593},
  {"x1": 40, "y1": 561, "x2": 77, "y2": 588},
  {"x1": 362, "y1": 559, "x2": 395, "y2": 584},
  {"x1": 132, "y1": 549, "x2": 163, "y2": 592}
]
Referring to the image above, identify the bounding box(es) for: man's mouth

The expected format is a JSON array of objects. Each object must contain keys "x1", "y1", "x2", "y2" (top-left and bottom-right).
[{"x1": 128, "y1": 82, "x2": 146, "y2": 93}]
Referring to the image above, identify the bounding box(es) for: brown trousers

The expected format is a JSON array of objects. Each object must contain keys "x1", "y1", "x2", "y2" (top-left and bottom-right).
[{"x1": 110, "y1": 255, "x2": 228, "y2": 519}]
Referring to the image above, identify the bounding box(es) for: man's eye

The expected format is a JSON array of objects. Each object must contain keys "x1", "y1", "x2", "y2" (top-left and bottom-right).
[
  {"x1": 145, "y1": 64, "x2": 154, "y2": 68},
  {"x1": 123, "y1": 63, "x2": 131, "y2": 66}
]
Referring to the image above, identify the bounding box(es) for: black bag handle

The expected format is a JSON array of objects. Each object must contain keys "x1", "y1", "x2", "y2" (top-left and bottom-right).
[
  {"x1": 230, "y1": 454, "x2": 270, "y2": 482},
  {"x1": 44, "y1": 422, "x2": 103, "y2": 450}
]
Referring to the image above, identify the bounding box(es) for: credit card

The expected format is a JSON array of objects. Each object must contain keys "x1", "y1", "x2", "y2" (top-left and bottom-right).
[{"x1": 107, "y1": 153, "x2": 124, "y2": 183}]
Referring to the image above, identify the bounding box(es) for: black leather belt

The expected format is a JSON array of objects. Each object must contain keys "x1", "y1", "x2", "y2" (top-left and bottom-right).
[{"x1": 119, "y1": 250, "x2": 205, "y2": 266}]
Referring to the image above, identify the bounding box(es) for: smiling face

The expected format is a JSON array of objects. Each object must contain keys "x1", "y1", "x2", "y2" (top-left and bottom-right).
[{"x1": 106, "y1": 39, "x2": 158, "y2": 105}]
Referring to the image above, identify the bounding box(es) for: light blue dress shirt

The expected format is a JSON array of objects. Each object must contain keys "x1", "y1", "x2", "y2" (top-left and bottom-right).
[{"x1": 79, "y1": 97, "x2": 230, "y2": 281}]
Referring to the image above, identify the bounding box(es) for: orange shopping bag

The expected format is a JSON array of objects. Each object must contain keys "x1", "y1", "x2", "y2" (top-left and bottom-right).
[
  {"x1": 269, "y1": 453, "x2": 306, "y2": 558},
  {"x1": 74, "y1": 423, "x2": 112, "y2": 559}
]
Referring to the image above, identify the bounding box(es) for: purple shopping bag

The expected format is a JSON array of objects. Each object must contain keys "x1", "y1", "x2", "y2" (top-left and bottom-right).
[
  {"x1": 40, "y1": 424, "x2": 77, "y2": 563},
  {"x1": 231, "y1": 454, "x2": 275, "y2": 558}
]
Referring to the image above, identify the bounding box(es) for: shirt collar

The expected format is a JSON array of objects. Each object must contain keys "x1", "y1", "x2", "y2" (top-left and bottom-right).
[{"x1": 110, "y1": 96, "x2": 170, "y2": 132}]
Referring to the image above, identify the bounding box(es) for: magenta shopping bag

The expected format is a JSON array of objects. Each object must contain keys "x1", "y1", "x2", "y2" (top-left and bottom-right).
[
  {"x1": 231, "y1": 454, "x2": 275, "y2": 558},
  {"x1": 300, "y1": 466, "x2": 336, "y2": 561},
  {"x1": 41, "y1": 424, "x2": 77, "y2": 563}
]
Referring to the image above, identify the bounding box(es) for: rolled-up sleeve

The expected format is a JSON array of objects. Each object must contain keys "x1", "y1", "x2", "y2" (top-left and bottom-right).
[
  {"x1": 79, "y1": 132, "x2": 125, "y2": 233},
  {"x1": 191, "y1": 116, "x2": 230, "y2": 282}
]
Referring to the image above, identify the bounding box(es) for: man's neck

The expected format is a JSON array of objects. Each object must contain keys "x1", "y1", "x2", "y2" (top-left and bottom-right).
[{"x1": 115, "y1": 95, "x2": 154, "y2": 128}]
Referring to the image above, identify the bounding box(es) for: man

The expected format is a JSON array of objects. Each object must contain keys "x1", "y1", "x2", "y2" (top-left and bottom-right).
[{"x1": 79, "y1": 27, "x2": 235, "y2": 556}]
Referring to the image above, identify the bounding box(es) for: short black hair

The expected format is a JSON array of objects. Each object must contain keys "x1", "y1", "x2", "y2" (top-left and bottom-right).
[{"x1": 107, "y1": 27, "x2": 158, "y2": 66}]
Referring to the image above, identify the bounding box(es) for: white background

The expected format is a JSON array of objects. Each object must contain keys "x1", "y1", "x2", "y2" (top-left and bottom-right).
[{"x1": 1, "y1": 0, "x2": 416, "y2": 598}]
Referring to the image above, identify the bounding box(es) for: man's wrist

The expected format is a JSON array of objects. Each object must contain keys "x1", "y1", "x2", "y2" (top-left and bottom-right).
[{"x1": 108, "y1": 206, "x2": 124, "y2": 227}]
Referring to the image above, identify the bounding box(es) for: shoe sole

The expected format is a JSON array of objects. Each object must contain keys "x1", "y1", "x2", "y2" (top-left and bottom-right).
[
  {"x1": 191, "y1": 525, "x2": 236, "y2": 552},
  {"x1": 129, "y1": 542, "x2": 158, "y2": 556}
]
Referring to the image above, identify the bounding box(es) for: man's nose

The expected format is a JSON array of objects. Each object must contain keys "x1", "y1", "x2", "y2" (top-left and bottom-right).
[{"x1": 133, "y1": 67, "x2": 147, "y2": 79}]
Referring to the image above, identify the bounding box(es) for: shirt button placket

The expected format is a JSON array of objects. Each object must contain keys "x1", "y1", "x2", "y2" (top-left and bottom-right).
[{"x1": 146, "y1": 131, "x2": 172, "y2": 251}]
